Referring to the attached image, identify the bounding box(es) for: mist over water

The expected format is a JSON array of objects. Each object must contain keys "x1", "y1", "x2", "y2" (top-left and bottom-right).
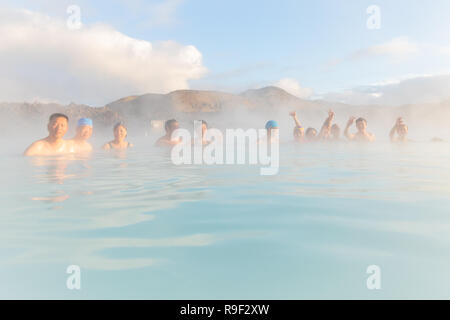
[
  {"x1": 0, "y1": 87, "x2": 449, "y2": 299},
  {"x1": 1, "y1": 123, "x2": 450, "y2": 298},
  {"x1": 3, "y1": 0, "x2": 450, "y2": 302}
]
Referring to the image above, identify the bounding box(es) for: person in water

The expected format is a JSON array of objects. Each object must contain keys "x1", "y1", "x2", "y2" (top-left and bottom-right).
[
  {"x1": 264, "y1": 120, "x2": 279, "y2": 143},
  {"x1": 389, "y1": 117, "x2": 409, "y2": 143},
  {"x1": 305, "y1": 128, "x2": 317, "y2": 141},
  {"x1": 24, "y1": 113, "x2": 75, "y2": 156},
  {"x1": 318, "y1": 110, "x2": 335, "y2": 140},
  {"x1": 330, "y1": 124, "x2": 341, "y2": 141},
  {"x1": 72, "y1": 118, "x2": 93, "y2": 153},
  {"x1": 344, "y1": 116, "x2": 375, "y2": 142},
  {"x1": 195, "y1": 120, "x2": 211, "y2": 145},
  {"x1": 103, "y1": 122, "x2": 133, "y2": 150},
  {"x1": 289, "y1": 111, "x2": 318, "y2": 142},
  {"x1": 289, "y1": 111, "x2": 305, "y2": 142},
  {"x1": 155, "y1": 119, "x2": 181, "y2": 147},
  {"x1": 201, "y1": 120, "x2": 209, "y2": 142}
]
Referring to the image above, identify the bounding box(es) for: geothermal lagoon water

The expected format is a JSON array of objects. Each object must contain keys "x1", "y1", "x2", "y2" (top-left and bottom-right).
[{"x1": 1, "y1": 141, "x2": 450, "y2": 299}]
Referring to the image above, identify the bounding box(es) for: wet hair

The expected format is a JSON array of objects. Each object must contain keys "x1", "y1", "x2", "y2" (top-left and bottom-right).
[
  {"x1": 331, "y1": 124, "x2": 340, "y2": 132},
  {"x1": 306, "y1": 127, "x2": 317, "y2": 136},
  {"x1": 49, "y1": 113, "x2": 68, "y2": 123},
  {"x1": 331, "y1": 124, "x2": 341, "y2": 138},
  {"x1": 114, "y1": 122, "x2": 127, "y2": 131},
  {"x1": 165, "y1": 119, "x2": 178, "y2": 131},
  {"x1": 356, "y1": 117, "x2": 367, "y2": 124}
]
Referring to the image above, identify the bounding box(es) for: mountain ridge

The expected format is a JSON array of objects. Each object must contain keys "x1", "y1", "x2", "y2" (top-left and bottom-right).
[{"x1": 1, "y1": 86, "x2": 449, "y2": 139}]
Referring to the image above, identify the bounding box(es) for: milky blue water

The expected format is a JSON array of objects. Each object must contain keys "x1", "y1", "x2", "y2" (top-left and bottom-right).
[{"x1": 1, "y1": 141, "x2": 450, "y2": 299}]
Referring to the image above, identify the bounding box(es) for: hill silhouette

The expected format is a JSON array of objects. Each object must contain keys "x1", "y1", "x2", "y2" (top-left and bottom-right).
[{"x1": 1, "y1": 86, "x2": 449, "y2": 140}]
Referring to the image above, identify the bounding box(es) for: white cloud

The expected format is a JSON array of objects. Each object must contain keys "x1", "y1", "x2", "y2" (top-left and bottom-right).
[
  {"x1": 116, "y1": 0, "x2": 185, "y2": 27},
  {"x1": 354, "y1": 37, "x2": 418, "y2": 59},
  {"x1": 322, "y1": 73, "x2": 450, "y2": 106},
  {"x1": 148, "y1": 0, "x2": 184, "y2": 26},
  {"x1": 273, "y1": 78, "x2": 313, "y2": 99},
  {"x1": 326, "y1": 37, "x2": 419, "y2": 69},
  {"x1": 0, "y1": 8, "x2": 206, "y2": 105}
]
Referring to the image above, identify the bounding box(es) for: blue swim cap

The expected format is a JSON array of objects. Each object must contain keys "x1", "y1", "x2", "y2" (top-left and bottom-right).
[
  {"x1": 77, "y1": 118, "x2": 93, "y2": 127},
  {"x1": 265, "y1": 120, "x2": 278, "y2": 130}
]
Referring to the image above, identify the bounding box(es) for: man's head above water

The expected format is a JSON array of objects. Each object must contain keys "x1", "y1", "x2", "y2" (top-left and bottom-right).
[
  {"x1": 75, "y1": 118, "x2": 93, "y2": 141},
  {"x1": 355, "y1": 117, "x2": 368, "y2": 132},
  {"x1": 165, "y1": 119, "x2": 179, "y2": 134},
  {"x1": 47, "y1": 113, "x2": 69, "y2": 139},
  {"x1": 23, "y1": 113, "x2": 72, "y2": 156}
]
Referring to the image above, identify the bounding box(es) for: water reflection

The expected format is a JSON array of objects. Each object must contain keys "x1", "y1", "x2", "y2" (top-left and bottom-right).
[
  {"x1": 1, "y1": 142, "x2": 450, "y2": 275},
  {"x1": 31, "y1": 192, "x2": 70, "y2": 203},
  {"x1": 3, "y1": 148, "x2": 217, "y2": 270},
  {"x1": 29, "y1": 156, "x2": 74, "y2": 185}
]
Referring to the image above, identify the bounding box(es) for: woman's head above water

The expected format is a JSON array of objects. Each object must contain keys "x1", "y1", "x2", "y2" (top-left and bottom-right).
[
  {"x1": 305, "y1": 127, "x2": 317, "y2": 140},
  {"x1": 113, "y1": 122, "x2": 127, "y2": 141},
  {"x1": 331, "y1": 124, "x2": 341, "y2": 139},
  {"x1": 101, "y1": 122, "x2": 133, "y2": 150}
]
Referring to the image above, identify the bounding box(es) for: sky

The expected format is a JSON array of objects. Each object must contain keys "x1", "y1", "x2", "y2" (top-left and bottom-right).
[{"x1": 1, "y1": 0, "x2": 450, "y2": 106}]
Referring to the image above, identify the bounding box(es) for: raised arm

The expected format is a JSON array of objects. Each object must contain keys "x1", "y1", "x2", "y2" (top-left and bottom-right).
[
  {"x1": 389, "y1": 117, "x2": 402, "y2": 142},
  {"x1": 319, "y1": 110, "x2": 335, "y2": 138},
  {"x1": 289, "y1": 111, "x2": 302, "y2": 128},
  {"x1": 344, "y1": 116, "x2": 356, "y2": 140}
]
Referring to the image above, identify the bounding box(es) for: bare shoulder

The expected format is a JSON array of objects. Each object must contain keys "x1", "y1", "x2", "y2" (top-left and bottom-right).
[
  {"x1": 66, "y1": 139, "x2": 76, "y2": 148},
  {"x1": 155, "y1": 136, "x2": 168, "y2": 146},
  {"x1": 102, "y1": 142, "x2": 112, "y2": 150},
  {"x1": 346, "y1": 133, "x2": 355, "y2": 141},
  {"x1": 24, "y1": 139, "x2": 46, "y2": 156}
]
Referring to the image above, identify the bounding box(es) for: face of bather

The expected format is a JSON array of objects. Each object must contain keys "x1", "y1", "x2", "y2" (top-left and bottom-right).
[
  {"x1": 47, "y1": 116, "x2": 68, "y2": 139},
  {"x1": 356, "y1": 118, "x2": 367, "y2": 133},
  {"x1": 76, "y1": 125, "x2": 93, "y2": 141},
  {"x1": 305, "y1": 128, "x2": 317, "y2": 140},
  {"x1": 331, "y1": 124, "x2": 340, "y2": 139},
  {"x1": 397, "y1": 124, "x2": 408, "y2": 138},
  {"x1": 114, "y1": 125, "x2": 127, "y2": 141},
  {"x1": 166, "y1": 120, "x2": 179, "y2": 135}
]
